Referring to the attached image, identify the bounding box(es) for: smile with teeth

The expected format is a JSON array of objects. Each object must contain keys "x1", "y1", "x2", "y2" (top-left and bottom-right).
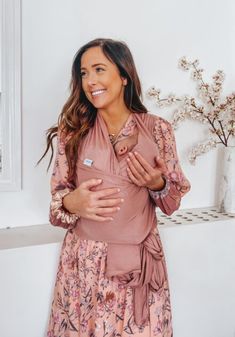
[{"x1": 91, "y1": 89, "x2": 106, "y2": 96}]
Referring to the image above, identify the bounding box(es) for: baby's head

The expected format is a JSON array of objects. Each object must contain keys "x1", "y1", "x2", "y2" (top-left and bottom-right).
[{"x1": 113, "y1": 132, "x2": 138, "y2": 161}]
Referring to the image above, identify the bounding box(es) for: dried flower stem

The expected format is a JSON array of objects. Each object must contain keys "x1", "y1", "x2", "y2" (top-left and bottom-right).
[
  {"x1": 147, "y1": 57, "x2": 235, "y2": 163},
  {"x1": 192, "y1": 62, "x2": 215, "y2": 106}
]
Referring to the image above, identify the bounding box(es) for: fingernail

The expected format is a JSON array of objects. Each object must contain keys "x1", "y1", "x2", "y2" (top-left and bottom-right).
[
  {"x1": 117, "y1": 188, "x2": 120, "y2": 192},
  {"x1": 120, "y1": 199, "x2": 124, "y2": 203},
  {"x1": 134, "y1": 151, "x2": 138, "y2": 155},
  {"x1": 117, "y1": 207, "x2": 120, "y2": 211},
  {"x1": 110, "y1": 217, "x2": 114, "y2": 221}
]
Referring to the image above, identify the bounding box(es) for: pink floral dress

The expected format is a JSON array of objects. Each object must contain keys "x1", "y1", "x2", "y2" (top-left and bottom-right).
[{"x1": 46, "y1": 113, "x2": 191, "y2": 337}]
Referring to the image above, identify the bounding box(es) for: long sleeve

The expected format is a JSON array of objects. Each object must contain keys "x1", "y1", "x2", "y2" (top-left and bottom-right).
[
  {"x1": 148, "y1": 116, "x2": 191, "y2": 215},
  {"x1": 49, "y1": 129, "x2": 80, "y2": 229}
]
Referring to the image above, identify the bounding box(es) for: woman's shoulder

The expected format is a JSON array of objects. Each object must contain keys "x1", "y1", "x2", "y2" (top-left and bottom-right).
[{"x1": 136, "y1": 111, "x2": 172, "y2": 130}]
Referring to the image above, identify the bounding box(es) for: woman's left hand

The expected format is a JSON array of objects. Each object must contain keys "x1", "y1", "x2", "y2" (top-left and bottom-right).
[{"x1": 126, "y1": 151, "x2": 167, "y2": 190}]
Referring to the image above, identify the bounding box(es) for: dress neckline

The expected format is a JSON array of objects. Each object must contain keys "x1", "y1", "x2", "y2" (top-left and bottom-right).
[
  {"x1": 110, "y1": 114, "x2": 136, "y2": 146},
  {"x1": 97, "y1": 112, "x2": 136, "y2": 146}
]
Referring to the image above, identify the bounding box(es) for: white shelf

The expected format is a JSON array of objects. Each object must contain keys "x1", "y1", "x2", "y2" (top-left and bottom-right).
[
  {"x1": 0, "y1": 206, "x2": 234, "y2": 251},
  {"x1": 157, "y1": 206, "x2": 235, "y2": 226},
  {"x1": 0, "y1": 224, "x2": 65, "y2": 250}
]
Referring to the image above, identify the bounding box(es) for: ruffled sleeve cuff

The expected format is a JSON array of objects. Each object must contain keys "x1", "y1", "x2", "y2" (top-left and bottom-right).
[
  {"x1": 148, "y1": 175, "x2": 171, "y2": 200},
  {"x1": 148, "y1": 177, "x2": 182, "y2": 216},
  {"x1": 49, "y1": 188, "x2": 80, "y2": 229}
]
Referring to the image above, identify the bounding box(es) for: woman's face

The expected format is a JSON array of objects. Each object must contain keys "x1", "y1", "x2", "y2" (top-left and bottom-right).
[{"x1": 80, "y1": 46, "x2": 127, "y2": 110}]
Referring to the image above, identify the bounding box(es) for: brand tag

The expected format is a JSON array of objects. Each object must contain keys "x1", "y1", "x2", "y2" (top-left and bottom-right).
[{"x1": 83, "y1": 158, "x2": 93, "y2": 167}]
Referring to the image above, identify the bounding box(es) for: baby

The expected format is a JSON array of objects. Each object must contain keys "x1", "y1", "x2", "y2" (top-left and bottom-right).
[{"x1": 113, "y1": 131, "x2": 138, "y2": 162}]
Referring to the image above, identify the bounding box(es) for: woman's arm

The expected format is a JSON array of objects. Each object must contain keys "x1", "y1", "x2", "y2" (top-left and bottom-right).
[
  {"x1": 49, "y1": 129, "x2": 80, "y2": 229},
  {"x1": 148, "y1": 117, "x2": 191, "y2": 215},
  {"x1": 49, "y1": 129, "x2": 122, "y2": 226}
]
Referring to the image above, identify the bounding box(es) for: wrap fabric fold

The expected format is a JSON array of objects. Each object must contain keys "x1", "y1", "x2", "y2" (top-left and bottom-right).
[
  {"x1": 108, "y1": 231, "x2": 167, "y2": 326},
  {"x1": 74, "y1": 112, "x2": 168, "y2": 326}
]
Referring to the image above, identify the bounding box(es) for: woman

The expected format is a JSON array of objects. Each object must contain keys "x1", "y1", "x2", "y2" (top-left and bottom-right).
[{"x1": 39, "y1": 38, "x2": 191, "y2": 337}]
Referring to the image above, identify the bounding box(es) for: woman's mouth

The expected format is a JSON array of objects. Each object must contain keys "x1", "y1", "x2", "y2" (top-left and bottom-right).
[{"x1": 91, "y1": 89, "x2": 106, "y2": 97}]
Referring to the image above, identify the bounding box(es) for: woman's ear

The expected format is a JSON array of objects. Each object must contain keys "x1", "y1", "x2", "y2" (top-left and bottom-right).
[{"x1": 122, "y1": 78, "x2": 127, "y2": 86}]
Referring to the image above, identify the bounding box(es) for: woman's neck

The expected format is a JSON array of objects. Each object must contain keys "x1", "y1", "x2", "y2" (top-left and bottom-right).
[{"x1": 98, "y1": 106, "x2": 132, "y2": 135}]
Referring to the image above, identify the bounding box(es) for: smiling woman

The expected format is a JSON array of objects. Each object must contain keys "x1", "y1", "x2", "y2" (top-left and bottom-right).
[
  {"x1": 37, "y1": 38, "x2": 191, "y2": 337},
  {"x1": 80, "y1": 47, "x2": 127, "y2": 116}
]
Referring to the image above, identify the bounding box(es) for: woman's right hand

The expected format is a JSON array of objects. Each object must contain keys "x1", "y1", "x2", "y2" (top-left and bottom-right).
[{"x1": 62, "y1": 179, "x2": 124, "y2": 222}]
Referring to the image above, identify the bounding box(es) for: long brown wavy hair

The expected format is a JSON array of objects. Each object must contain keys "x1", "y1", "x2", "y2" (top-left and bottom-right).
[{"x1": 36, "y1": 38, "x2": 148, "y2": 184}]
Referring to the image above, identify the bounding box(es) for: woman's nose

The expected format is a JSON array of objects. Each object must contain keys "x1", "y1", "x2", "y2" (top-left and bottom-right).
[{"x1": 87, "y1": 73, "x2": 98, "y2": 86}]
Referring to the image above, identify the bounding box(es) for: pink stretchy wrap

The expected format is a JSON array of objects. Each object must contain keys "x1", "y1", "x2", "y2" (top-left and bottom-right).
[{"x1": 74, "y1": 112, "x2": 167, "y2": 326}]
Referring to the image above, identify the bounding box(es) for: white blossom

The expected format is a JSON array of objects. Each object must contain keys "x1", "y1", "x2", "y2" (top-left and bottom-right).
[
  {"x1": 147, "y1": 86, "x2": 161, "y2": 98},
  {"x1": 178, "y1": 56, "x2": 190, "y2": 70},
  {"x1": 212, "y1": 70, "x2": 225, "y2": 83},
  {"x1": 167, "y1": 93, "x2": 177, "y2": 104},
  {"x1": 188, "y1": 138, "x2": 218, "y2": 165},
  {"x1": 147, "y1": 56, "x2": 235, "y2": 164},
  {"x1": 192, "y1": 59, "x2": 200, "y2": 67},
  {"x1": 191, "y1": 68, "x2": 204, "y2": 81}
]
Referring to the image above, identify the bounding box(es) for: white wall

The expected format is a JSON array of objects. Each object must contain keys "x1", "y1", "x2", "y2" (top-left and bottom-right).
[
  {"x1": 0, "y1": 242, "x2": 62, "y2": 337},
  {"x1": 0, "y1": 0, "x2": 235, "y2": 228}
]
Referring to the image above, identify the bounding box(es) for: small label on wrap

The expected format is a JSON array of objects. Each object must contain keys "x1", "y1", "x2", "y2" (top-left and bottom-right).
[{"x1": 83, "y1": 158, "x2": 93, "y2": 167}]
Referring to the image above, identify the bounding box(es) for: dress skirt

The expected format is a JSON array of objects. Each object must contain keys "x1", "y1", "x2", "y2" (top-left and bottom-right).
[{"x1": 46, "y1": 228, "x2": 173, "y2": 337}]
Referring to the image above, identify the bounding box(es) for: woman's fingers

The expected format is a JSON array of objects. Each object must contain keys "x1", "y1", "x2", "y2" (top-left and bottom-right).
[
  {"x1": 127, "y1": 153, "x2": 150, "y2": 181},
  {"x1": 80, "y1": 179, "x2": 121, "y2": 199},
  {"x1": 154, "y1": 156, "x2": 167, "y2": 173},
  {"x1": 85, "y1": 184, "x2": 123, "y2": 219},
  {"x1": 127, "y1": 152, "x2": 164, "y2": 188},
  {"x1": 126, "y1": 167, "x2": 141, "y2": 186},
  {"x1": 80, "y1": 178, "x2": 103, "y2": 190},
  {"x1": 89, "y1": 214, "x2": 114, "y2": 222},
  {"x1": 95, "y1": 187, "x2": 121, "y2": 199},
  {"x1": 127, "y1": 158, "x2": 143, "y2": 180},
  {"x1": 68, "y1": 179, "x2": 124, "y2": 221},
  {"x1": 131, "y1": 152, "x2": 154, "y2": 173},
  {"x1": 87, "y1": 205, "x2": 121, "y2": 222},
  {"x1": 95, "y1": 206, "x2": 120, "y2": 216},
  {"x1": 97, "y1": 198, "x2": 124, "y2": 208}
]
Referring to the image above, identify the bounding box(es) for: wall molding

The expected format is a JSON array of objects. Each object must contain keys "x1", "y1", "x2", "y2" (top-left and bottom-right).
[{"x1": 0, "y1": 0, "x2": 21, "y2": 191}]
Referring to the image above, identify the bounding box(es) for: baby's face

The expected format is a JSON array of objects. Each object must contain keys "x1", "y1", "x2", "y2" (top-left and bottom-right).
[{"x1": 114, "y1": 132, "x2": 138, "y2": 161}]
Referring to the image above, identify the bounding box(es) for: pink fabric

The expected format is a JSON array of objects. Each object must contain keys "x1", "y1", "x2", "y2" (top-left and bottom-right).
[
  {"x1": 74, "y1": 112, "x2": 168, "y2": 326},
  {"x1": 49, "y1": 113, "x2": 191, "y2": 225},
  {"x1": 47, "y1": 111, "x2": 191, "y2": 336},
  {"x1": 46, "y1": 229, "x2": 173, "y2": 337}
]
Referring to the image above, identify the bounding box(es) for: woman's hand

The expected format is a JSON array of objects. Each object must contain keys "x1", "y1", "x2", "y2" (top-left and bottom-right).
[
  {"x1": 126, "y1": 151, "x2": 167, "y2": 190},
  {"x1": 62, "y1": 179, "x2": 123, "y2": 222}
]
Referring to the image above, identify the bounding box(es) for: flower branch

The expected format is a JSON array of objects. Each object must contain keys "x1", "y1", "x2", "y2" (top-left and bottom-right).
[{"x1": 147, "y1": 57, "x2": 235, "y2": 164}]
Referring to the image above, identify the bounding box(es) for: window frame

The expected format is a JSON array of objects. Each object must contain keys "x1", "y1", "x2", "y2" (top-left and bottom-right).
[{"x1": 0, "y1": 0, "x2": 21, "y2": 191}]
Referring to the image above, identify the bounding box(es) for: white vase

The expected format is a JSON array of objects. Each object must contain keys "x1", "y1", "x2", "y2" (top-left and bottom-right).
[{"x1": 219, "y1": 146, "x2": 235, "y2": 213}]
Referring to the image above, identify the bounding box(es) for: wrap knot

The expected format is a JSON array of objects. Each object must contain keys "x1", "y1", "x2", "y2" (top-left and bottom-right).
[{"x1": 112, "y1": 231, "x2": 167, "y2": 327}]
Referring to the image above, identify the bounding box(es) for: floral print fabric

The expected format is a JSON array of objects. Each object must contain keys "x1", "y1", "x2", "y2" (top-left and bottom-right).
[
  {"x1": 47, "y1": 229, "x2": 173, "y2": 337},
  {"x1": 47, "y1": 113, "x2": 191, "y2": 337}
]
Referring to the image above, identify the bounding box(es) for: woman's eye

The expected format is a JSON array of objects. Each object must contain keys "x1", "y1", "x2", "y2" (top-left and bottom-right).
[
  {"x1": 80, "y1": 71, "x2": 87, "y2": 78},
  {"x1": 96, "y1": 67, "x2": 105, "y2": 73}
]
